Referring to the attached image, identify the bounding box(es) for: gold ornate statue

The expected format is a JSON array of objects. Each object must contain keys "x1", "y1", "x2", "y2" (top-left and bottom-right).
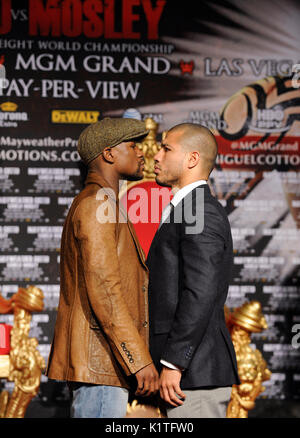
[
  {"x1": 126, "y1": 399, "x2": 163, "y2": 418},
  {"x1": 119, "y1": 117, "x2": 162, "y2": 200},
  {"x1": 137, "y1": 117, "x2": 161, "y2": 180},
  {"x1": 226, "y1": 301, "x2": 271, "y2": 418},
  {"x1": 0, "y1": 286, "x2": 45, "y2": 418}
]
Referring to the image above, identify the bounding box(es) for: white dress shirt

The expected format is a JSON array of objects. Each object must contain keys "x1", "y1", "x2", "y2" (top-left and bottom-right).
[{"x1": 159, "y1": 180, "x2": 207, "y2": 371}]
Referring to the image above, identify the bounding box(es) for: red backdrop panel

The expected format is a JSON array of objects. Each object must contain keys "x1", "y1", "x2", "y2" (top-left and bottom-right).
[{"x1": 120, "y1": 180, "x2": 172, "y2": 257}]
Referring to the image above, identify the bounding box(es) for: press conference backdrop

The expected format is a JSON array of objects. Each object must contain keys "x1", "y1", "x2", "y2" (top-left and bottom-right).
[{"x1": 0, "y1": 0, "x2": 300, "y2": 415}]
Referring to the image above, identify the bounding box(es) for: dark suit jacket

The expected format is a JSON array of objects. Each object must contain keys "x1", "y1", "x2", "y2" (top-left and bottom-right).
[{"x1": 147, "y1": 184, "x2": 240, "y2": 389}]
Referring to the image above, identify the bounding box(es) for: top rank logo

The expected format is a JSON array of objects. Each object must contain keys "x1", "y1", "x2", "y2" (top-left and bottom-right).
[{"x1": 0, "y1": 0, "x2": 167, "y2": 40}]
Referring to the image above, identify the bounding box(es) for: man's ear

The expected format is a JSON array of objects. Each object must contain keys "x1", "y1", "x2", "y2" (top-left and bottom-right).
[
  {"x1": 102, "y1": 147, "x2": 114, "y2": 164},
  {"x1": 187, "y1": 150, "x2": 200, "y2": 169}
]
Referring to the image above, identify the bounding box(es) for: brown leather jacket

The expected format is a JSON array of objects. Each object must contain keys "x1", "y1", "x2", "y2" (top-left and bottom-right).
[{"x1": 46, "y1": 172, "x2": 153, "y2": 388}]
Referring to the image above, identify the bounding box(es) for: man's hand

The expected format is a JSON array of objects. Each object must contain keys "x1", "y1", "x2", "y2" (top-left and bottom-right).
[
  {"x1": 135, "y1": 363, "x2": 159, "y2": 396},
  {"x1": 159, "y1": 366, "x2": 186, "y2": 407}
]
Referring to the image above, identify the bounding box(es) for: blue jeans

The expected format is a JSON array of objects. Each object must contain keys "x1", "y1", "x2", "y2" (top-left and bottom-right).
[{"x1": 70, "y1": 383, "x2": 129, "y2": 418}]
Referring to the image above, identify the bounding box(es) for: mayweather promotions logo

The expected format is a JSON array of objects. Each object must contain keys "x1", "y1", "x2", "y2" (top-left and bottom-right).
[
  {"x1": 0, "y1": 101, "x2": 29, "y2": 127},
  {"x1": 51, "y1": 110, "x2": 100, "y2": 124}
]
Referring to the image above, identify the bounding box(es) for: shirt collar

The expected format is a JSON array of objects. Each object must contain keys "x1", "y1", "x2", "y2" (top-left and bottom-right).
[{"x1": 171, "y1": 180, "x2": 207, "y2": 207}]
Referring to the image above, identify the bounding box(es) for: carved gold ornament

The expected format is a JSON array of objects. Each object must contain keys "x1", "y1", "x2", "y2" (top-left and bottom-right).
[
  {"x1": 0, "y1": 286, "x2": 45, "y2": 418},
  {"x1": 226, "y1": 301, "x2": 271, "y2": 418}
]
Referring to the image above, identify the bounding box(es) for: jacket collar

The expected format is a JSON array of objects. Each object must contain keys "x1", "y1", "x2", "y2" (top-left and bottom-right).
[
  {"x1": 85, "y1": 171, "x2": 148, "y2": 270},
  {"x1": 171, "y1": 180, "x2": 207, "y2": 208}
]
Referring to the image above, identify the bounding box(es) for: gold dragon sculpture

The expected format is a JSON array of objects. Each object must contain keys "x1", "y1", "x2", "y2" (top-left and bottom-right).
[{"x1": 226, "y1": 301, "x2": 272, "y2": 418}]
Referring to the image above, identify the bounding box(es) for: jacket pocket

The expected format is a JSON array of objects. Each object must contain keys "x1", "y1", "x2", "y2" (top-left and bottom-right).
[{"x1": 88, "y1": 326, "x2": 113, "y2": 374}]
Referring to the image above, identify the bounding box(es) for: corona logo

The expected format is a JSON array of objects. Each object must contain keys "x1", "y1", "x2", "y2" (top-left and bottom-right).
[
  {"x1": 0, "y1": 102, "x2": 17, "y2": 112},
  {"x1": 179, "y1": 60, "x2": 195, "y2": 75},
  {"x1": 0, "y1": 102, "x2": 28, "y2": 126}
]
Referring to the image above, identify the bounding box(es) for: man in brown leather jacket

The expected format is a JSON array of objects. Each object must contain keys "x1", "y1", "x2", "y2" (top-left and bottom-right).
[{"x1": 46, "y1": 117, "x2": 159, "y2": 418}]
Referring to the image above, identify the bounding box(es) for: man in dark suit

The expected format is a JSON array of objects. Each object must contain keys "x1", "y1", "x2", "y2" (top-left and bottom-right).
[{"x1": 147, "y1": 123, "x2": 240, "y2": 418}]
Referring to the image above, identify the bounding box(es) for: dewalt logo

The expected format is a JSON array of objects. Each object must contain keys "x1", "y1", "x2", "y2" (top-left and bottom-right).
[{"x1": 51, "y1": 110, "x2": 100, "y2": 124}]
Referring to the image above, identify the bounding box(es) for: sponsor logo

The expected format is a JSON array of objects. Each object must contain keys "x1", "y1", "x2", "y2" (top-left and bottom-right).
[
  {"x1": 0, "y1": 101, "x2": 28, "y2": 127},
  {"x1": 123, "y1": 108, "x2": 164, "y2": 124},
  {"x1": 218, "y1": 75, "x2": 300, "y2": 143},
  {"x1": 179, "y1": 60, "x2": 195, "y2": 75},
  {"x1": 187, "y1": 110, "x2": 227, "y2": 130},
  {"x1": 249, "y1": 107, "x2": 288, "y2": 133},
  {"x1": 123, "y1": 108, "x2": 142, "y2": 120},
  {"x1": 0, "y1": 102, "x2": 17, "y2": 111},
  {"x1": 51, "y1": 110, "x2": 100, "y2": 124}
]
